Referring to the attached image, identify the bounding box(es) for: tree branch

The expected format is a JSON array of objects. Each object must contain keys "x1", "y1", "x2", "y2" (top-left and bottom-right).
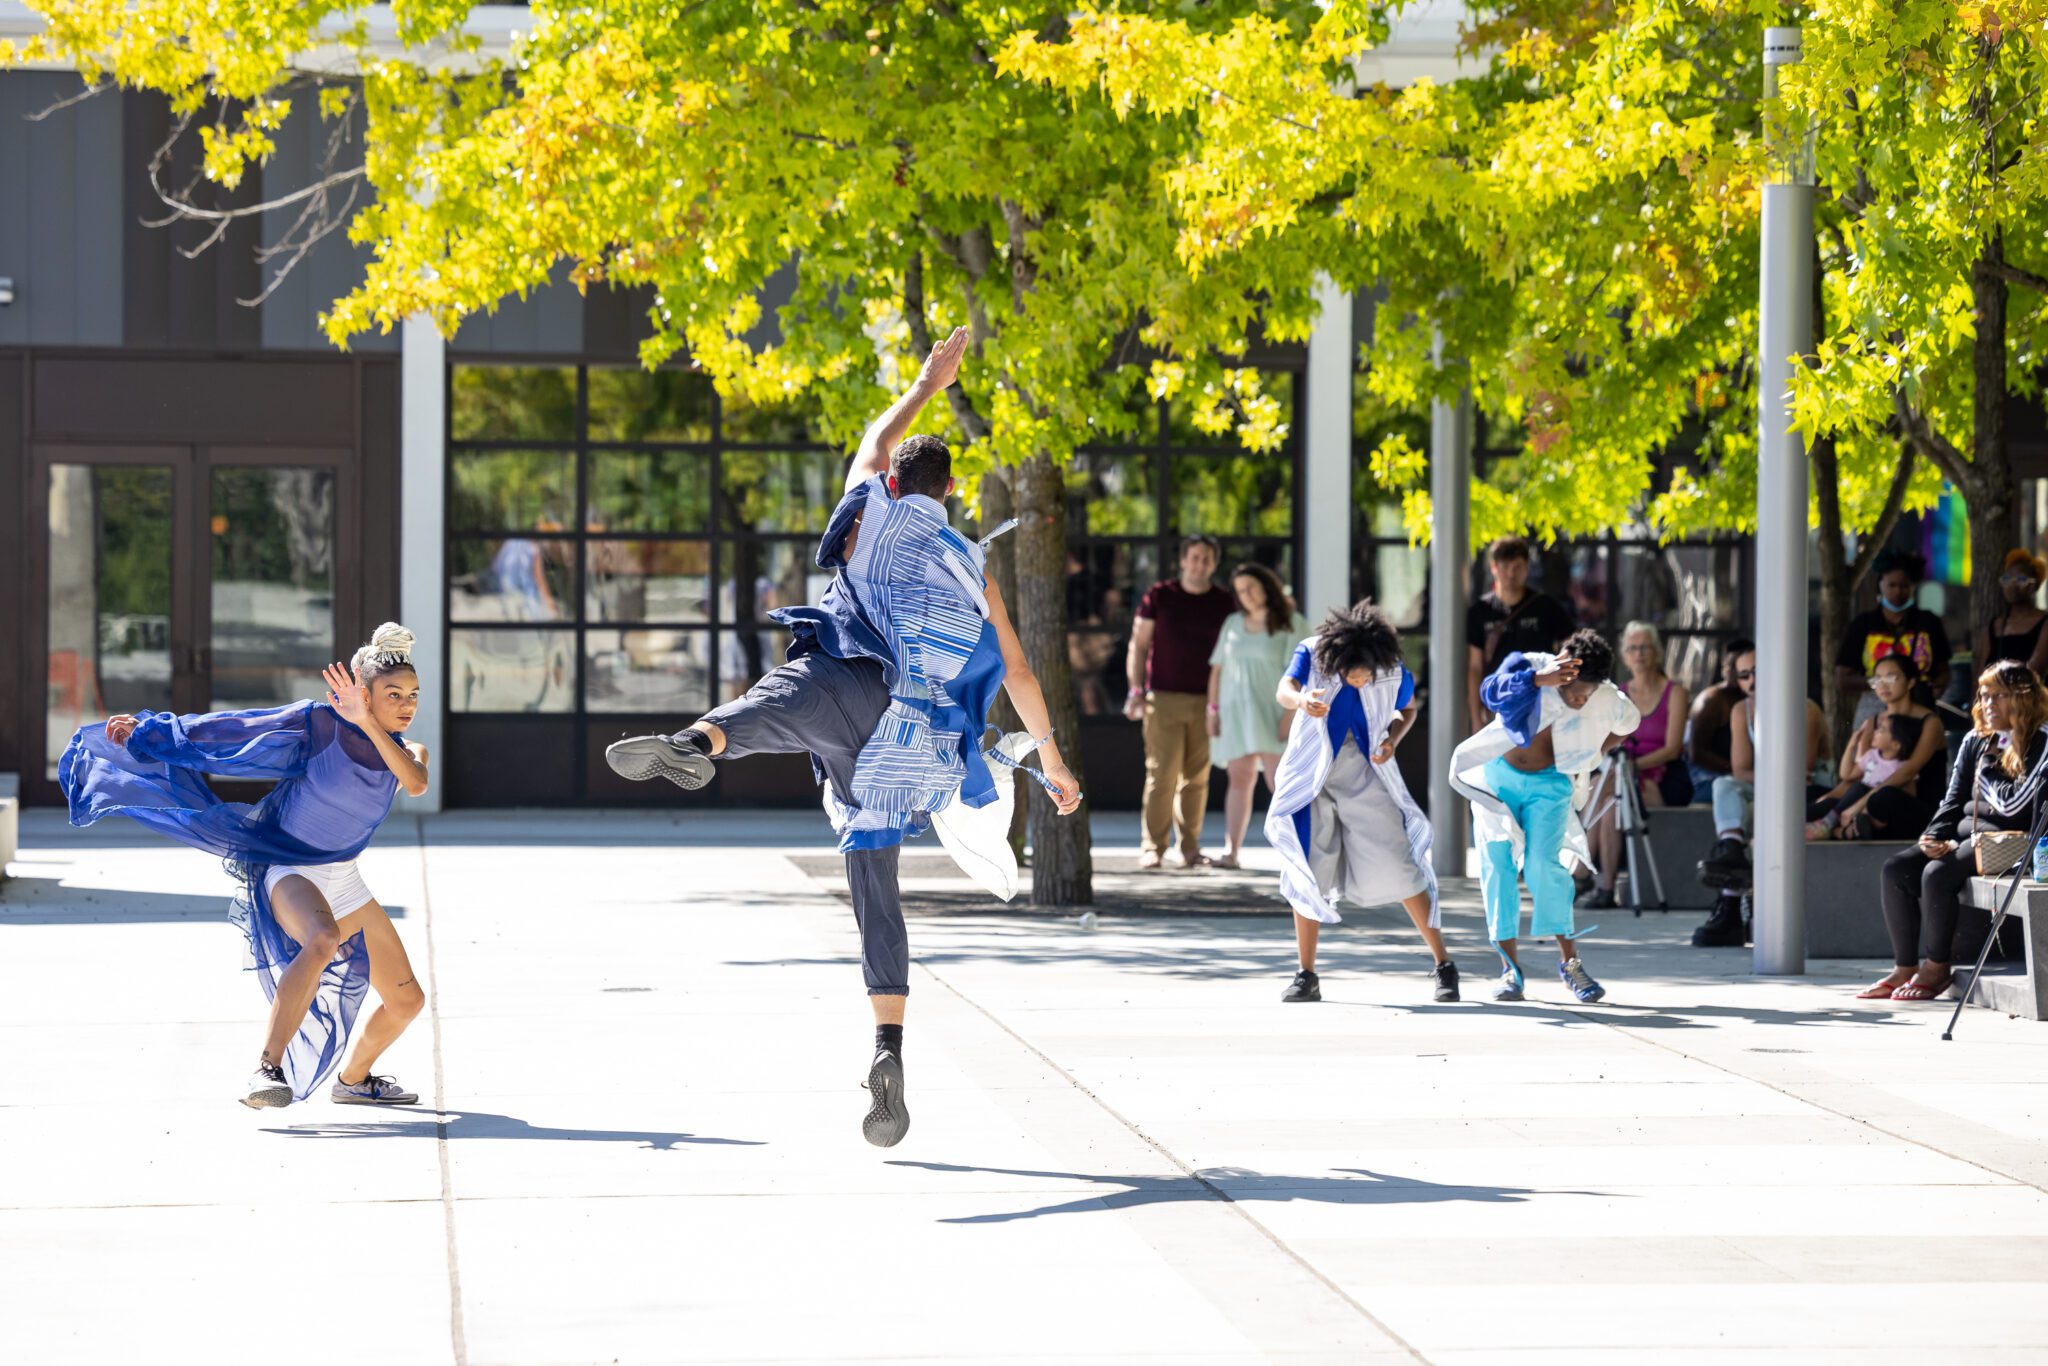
[
  {"x1": 26, "y1": 79, "x2": 110, "y2": 121},
  {"x1": 1988, "y1": 260, "x2": 2048, "y2": 294},
  {"x1": 905, "y1": 249, "x2": 991, "y2": 444},
  {"x1": 1849, "y1": 441, "x2": 1919, "y2": 582},
  {"x1": 1893, "y1": 387, "x2": 1972, "y2": 490}
]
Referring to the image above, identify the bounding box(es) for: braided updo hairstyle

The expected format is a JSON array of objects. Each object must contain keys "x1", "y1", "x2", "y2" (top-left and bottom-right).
[{"x1": 349, "y1": 622, "x2": 418, "y2": 685}]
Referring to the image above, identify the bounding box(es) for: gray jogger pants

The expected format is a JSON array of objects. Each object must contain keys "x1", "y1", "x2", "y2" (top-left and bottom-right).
[{"x1": 697, "y1": 652, "x2": 909, "y2": 995}]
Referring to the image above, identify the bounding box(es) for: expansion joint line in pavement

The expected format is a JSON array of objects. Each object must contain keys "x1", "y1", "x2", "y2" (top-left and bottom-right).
[
  {"x1": 1558, "y1": 1004, "x2": 2048, "y2": 1197},
  {"x1": 416, "y1": 817, "x2": 470, "y2": 1366},
  {"x1": 916, "y1": 958, "x2": 1432, "y2": 1366}
]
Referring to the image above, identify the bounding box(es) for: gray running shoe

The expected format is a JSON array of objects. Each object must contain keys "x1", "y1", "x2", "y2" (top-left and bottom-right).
[
  {"x1": 1281, "y1": 969, "x2": 1321, "y2": 1003},
  {"x1": 331, "y1": 1074, "x2": 420, "y2": 1105},
  {"x1": 1558, "y1": 956, "x2": 1607, "y2": 1003},
  {"x1": 604, "y1": 734, "x2": 714, "y2": 790},
  {"x1": 1491, "y1": 963, "x2": 1526, "y2": 1002},
  {"x1": 241, "y1": 1063, "x2": 292, "y2": 1109},
  {"x1": 862, "y1": 1050, "x2": 910, "y2": 1148}
]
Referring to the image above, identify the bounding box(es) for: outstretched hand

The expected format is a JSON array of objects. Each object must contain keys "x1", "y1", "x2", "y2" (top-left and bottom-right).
[
  {"x1": 323, "y1": 662, "x2": 372, "y2": 726},
  {"x1": 918, "y1": 326, "x2": 969, "y2": 393}
]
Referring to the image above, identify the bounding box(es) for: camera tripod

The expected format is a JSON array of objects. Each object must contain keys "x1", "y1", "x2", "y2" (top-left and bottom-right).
[{"x1": 1582, "y1": 748, "x2": 1668, "y2": 915}]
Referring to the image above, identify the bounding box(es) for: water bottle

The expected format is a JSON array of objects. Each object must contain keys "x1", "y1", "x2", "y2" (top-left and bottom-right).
[{"x1": 2032, "y1": 837, "x2": 2048, "y2": 882}]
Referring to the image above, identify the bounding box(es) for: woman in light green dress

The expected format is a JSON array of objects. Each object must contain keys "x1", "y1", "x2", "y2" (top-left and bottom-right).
[{"x1": 1208, "y1": 563, "x2": 1310, "y2": 868}]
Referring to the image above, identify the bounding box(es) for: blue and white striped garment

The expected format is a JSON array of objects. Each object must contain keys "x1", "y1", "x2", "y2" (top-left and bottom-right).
[{"x1": 1263, "y1": 643, "x2": 1438, "y2": 926}]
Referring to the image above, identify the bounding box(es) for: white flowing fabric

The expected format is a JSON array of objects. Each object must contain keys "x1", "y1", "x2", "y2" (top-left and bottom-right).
[
  {"x1": 1264, "y1": 645, "x2": 1437, "y2": 926},
  {"x1": 1447, "y1": 651, "x2": 1641, "y2": 874}
]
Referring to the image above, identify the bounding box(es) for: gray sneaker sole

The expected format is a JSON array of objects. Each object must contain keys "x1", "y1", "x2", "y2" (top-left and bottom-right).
[
  {"x1": 863, "y1": 1053, "x2": 910, "y2": 1148},
  {"x1": 605, "y1": 736, "x2": 713, "y2": 790},
  {"x1": 331, "y1": 1091, "x2": 420, "y2": 1105},
  {"x1": 240, "y1": 1083, "x2": 292, "y2": 1109}
]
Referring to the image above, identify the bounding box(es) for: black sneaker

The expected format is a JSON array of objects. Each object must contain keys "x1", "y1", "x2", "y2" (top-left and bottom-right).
[
  {"x1": 1691, "y1": 893, "x2": 1749, "y2": 947},
  {"x1": 1696, "y1": 837, "x2": 1751, "y2": 890},
  {"x1": 1431, "y1": 960, "x2": 1460, "y2": 1002},
  {"x1": 604, "y1": 733, "x2": 714, "y2": 790},
  {"x1": 862, "y1": 1049, "x2": 910, "y2": 1148},
  {"x1": 1281, "y1": 969, "x2": 1321, "y2": 1003},
  {"x1": 1577, "y1": 885, "x2": 1618, "y2": 910}
]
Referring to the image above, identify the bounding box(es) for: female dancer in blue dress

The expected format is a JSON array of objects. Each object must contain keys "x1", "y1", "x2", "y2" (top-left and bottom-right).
[{"x1": 59, "y1": 624, "x2": 431, "y2": 1108}]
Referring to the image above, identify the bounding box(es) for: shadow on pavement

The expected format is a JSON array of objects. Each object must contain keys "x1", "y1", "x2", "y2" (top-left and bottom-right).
[
  {"x1": 0, "y1": 874, "x2": 415, "y2": 924},
  {"x1": 890, "y1": 1159, "x2": 1606, "y2": 1223},
  {"x1": 263, "y1": 1108, "x2": 762, "y2": 1150}
]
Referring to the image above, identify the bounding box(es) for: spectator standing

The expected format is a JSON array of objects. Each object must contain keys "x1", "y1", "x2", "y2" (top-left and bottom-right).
[
  {"x1": 1126, "y1": 535, "x2": 1237, "y2": 869},
  {"x1": 1863, "y1": 661, "x2": 2048, "y2": 1001},
  {"x1": 1467, "y1": 537, "x2": 1578, "y2": 731},
  {"x1": 1808, "y1": 654, "x2": 1945, "y2": 839},
  {"x1": 1684, "y1": 637, "x2": 1754, "y2": 800},
  {"x1": 1977, "y1": 548, "x2": 2048, "y2": 674},
  {"x1": 1836, "y1": 550, "x2": 1951, "y2": 729},
  {"x1": 1206, "y1": 563, "x2": 1310, "y2": 869},
  {"x1": 1581, "y1": 622, "x2": 1692, "y2": 909}
]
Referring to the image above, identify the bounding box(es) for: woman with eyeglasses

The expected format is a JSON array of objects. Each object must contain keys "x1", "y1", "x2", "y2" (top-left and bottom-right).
[
  {"x1": 1865, "y1": 661, "x2": 2048, "y2": 1001},
  {"x1": 1809, "y1": 654, "x2": 1946, "y2": 840},
  {"x1": 1976, "y1": 548, "x2": 2048, "y2": 676}
]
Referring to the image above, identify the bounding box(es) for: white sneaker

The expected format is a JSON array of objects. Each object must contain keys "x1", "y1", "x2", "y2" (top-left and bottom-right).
[
  {"x1": 331, "y1": 1074, "x2": 420, "y2": 1105},
  {"x1": 241, "y1": 1064, "x2": 292, "y2": 1109}
]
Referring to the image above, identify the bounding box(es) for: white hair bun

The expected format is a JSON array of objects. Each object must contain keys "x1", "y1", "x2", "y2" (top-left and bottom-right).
[{"x1": 367, "y1": 622, "x2": 415, "y2": 660}]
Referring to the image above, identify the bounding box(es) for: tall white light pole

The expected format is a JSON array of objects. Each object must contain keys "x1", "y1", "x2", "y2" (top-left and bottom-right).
[
  {"x1": 1428, "y1": 332, "x2": 1472, "y2": 877},
  {"x1": 1754, "y1": 27, "x2": 1815, "y2": 974}
]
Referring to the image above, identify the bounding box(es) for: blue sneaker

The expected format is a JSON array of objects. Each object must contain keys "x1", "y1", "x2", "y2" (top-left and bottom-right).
[
  {"x1": 1491, "y1": 962, "x2": 1525, "y2": 1001},
  {"x1": 331, "y1": 1074, "x2": 419, "y2": 1105},
  {"x1": 1558, "y1": 957, "x2": 1606, "y2": 1003}
]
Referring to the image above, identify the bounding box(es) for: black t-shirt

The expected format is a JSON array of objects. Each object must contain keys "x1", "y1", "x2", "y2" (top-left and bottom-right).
[
  {"x1": 1466, "y1": 590, "x2": 1577, "y2": 673},
  {"x1": 1835, "y1": 606, "x2": 1950, "y2": 680}
]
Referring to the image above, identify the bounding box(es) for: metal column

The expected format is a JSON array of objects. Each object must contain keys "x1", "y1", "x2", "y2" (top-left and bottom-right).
[
  {"x1": 1302, "y1": 277, "x2": 1354, "y2": 623},
  {"x1": 1429, "y1": 350, "x2": 1472, "y2": 878},
  {"x1": 1754, "y1": 27, "x2": 1814, "y2": 973},
  {"x1": 399, "y1": 315, "x2": 447, "y2": 814}
]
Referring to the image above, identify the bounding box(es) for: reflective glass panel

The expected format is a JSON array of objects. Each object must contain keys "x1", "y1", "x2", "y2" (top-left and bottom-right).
[
  {"x1": 1068, "y1": 627, "x2": 1131, "y2": 719},
  {"x1": 450, "y1": 538, "x2": 574, "y2": 623},
  {"x1": 722, "y1": 391, "x2": 821, "y2": 445},
  {"x1": 450, "y1": 366, "x2": 577, "y2": 442},
  {"x1": 46, "y1": 465, "x2": 173, "y2": 776},
  {"x1": 449, "y1": 629, "x2": 575, "y2": 713},
  {"x1": 1172, "y1": 452, "x2": 1292, "y2": 537},
  {"x1": 718, "y1": 627, "x2": 794, "y2": 702},
  {"x1": 721, "y1": 541, "x2": 831, "y2": 624},
  {"x1": 210, "y1": 467, "x2": 335, "y2": 710},
  {"x1": 588, "y1": 450, "x2": 711, "y2": 534},
  {"x1": 1066, "y1": 542, "x2": 1156, "y2": 628},
  {"x1": 1065, "y1": 453, "x2": 1157, "y2": 536},
  {"x1": 586, "y1": 540, "x2": 712, "y2": 624},
  {"x1": 452, "y1": 450, "x2": 576, "y2": 532},
  {"x1": 586, "y1": 368, "x2": 715, "y2": 443},
  {"x1": 719, "y1": 450, "x2": 842, "y2": 534},
  {"x1": 584, "y1": 629, "x2": 711, "y2": 714}
]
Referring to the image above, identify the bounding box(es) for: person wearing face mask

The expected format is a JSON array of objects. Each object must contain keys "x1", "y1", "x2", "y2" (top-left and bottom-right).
[
  {"x1": 1976, "y1": 548, "x2": 2048, "y2": 676},
  {"x1": 1835, "y1": 549, "x2": 1952, "y2": 730},
  {"x1": 1862, "y1": 661, "x2": 2048, "y2": 1001}
]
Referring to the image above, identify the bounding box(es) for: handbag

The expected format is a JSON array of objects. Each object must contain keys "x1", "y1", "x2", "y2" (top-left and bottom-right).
[{"x1": 1973, "y1": 769, "x2": 2031, "y2": 875}]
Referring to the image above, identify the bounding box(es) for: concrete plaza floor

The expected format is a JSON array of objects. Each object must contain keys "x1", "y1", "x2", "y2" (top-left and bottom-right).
[{"x1": 4, "y1": 806, "x2": 2048, "y2": 1365}]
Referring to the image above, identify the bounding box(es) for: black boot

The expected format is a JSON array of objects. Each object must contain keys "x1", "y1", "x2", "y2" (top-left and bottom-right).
[
  {"x1": 1697, "y1": 837, "x2": 1751, "y2": 890},
  {"x1": 1691, "y1": 893, "x2": 1749, "y2": 947}
]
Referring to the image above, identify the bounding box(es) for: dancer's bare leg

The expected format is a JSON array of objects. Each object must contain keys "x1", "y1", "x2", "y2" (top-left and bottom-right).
[
  {"x1": 1495, "y1": 937, "x2": 1521, "y2": 971},
  {"x1": 262, "y1": 877, "x2": 344, "y2": 1067},
  {"x1": 1294, "y1": 913, "x2": 1320, "y2": 972},
  {"x1": 870, "y1": 994, "x2": 905, "y2": 1026},
  {"x1": 333, "y1": 900, "x2": 425, "y2": 1084},
  {"x1": 1399, "y1": 891, "x2": 1450, "y2": 963}
]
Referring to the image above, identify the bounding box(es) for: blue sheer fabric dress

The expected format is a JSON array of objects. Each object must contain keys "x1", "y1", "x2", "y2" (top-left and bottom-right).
[{"x1": 58, "y1": 701, "x2": 401, "y2": 1099}]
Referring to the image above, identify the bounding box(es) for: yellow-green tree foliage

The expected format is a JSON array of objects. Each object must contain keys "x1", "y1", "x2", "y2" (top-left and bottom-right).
[{"x1": 1007, "y1": 2, "x2": 2048, "y2": 562}]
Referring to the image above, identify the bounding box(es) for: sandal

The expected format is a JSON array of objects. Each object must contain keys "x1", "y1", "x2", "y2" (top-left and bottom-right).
[
  {"x1": 1890, "y1": 973, "x2": 1954, "y2": 1001},
  {"x1": 1213, "y1": 853, "x2": 1241, "y2": 870},
  {"x1": 1856, "y1": 976, "x2": 1910, "y2": 999}
]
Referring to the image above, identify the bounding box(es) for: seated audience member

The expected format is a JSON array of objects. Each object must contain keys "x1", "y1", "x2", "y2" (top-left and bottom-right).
[
  {"x1": 1835, "y1": 550, "x2": 1951, "y2": 730},
  {"x1": 1691, "y1": 645, "x2": 1831, "y2": 946},
  {"x1": 1806, "y1": 654, "x2": 1945, "y2": 841},
  {"x1": 1684, "y1": 638, "x2": 1752, "y2": 802},
  {"x1": 1863, "y1": 661, "x2": 2048, "y2": 1000},
  {"x1": 1580, "y1": 622, "x2": 1691, "y2": 908},
  {"x1": 1978, "y1": 548, "x2": 2048, "y2": 676}
]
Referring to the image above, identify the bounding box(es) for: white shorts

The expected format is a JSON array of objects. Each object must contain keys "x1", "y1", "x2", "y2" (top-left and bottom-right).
[{"x1": 263, "y1": 860, "x2": 376, "y2": 915}]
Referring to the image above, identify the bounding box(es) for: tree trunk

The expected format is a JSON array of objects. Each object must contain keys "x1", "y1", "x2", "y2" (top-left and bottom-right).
[
  {"x1": 1966, "y1": 232, "x2": 2020, "y2": 641},
  {"x1": 1012, "y1": 452, "x2": 1093, "y2": 906},
  {"x1": 978, "y1": 467, "x2": 1031, "y2": 861},
  {"x1": 1813, "y1": 435, "x2": 1854, "y2": 757}
]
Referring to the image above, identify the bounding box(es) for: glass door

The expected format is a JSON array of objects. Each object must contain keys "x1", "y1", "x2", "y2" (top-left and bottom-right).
[{"x1": 29, "y1": 446, "x2": 352, "y2": 802}]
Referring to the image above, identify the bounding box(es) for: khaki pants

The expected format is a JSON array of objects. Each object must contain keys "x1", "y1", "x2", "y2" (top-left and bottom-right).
[{"x1": 1140, "y1": 690, "x2": 1211, "y2": 858}]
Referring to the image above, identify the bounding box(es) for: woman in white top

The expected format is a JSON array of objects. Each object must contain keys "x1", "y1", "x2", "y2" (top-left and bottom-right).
[{"x1": 1207, "y1": 563, "x2": 1310, "y2": 868}]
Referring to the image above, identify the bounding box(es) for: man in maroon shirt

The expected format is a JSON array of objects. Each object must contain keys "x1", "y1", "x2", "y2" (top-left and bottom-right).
[{"x1": 1124, "y1": 535, "x2": 1238, "y2": 868}]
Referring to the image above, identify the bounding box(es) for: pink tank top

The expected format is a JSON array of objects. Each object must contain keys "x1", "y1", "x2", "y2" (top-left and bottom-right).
[{"x1": 1623, "y1": 680, "x2": 1675, "y2": 780}]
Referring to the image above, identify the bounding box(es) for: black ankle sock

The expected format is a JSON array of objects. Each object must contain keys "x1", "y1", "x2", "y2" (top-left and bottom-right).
[
  {"x1": 875, "y1": 1023, "x2": 903, "y2": 1056},
  {"x1": 672, "y1": 729, "x2": 710, "y2": 754}
]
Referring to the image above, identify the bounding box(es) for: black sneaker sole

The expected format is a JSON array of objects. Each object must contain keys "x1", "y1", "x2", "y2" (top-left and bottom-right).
[
  {"x1": 605, "y1": 736, "x2": 714, "y2": 790},
  {"x1": 1281, "y1": 985, "x2": 1322, "y2": 1003},
  {"x1": 863, "y1": 1052, "x2": 910, "y2": 1148}
]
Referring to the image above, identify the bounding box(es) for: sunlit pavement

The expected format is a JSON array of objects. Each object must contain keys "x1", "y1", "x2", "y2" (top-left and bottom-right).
[{"x1": 5, "y1": 808, "x2": 2047, "y2": 1365}]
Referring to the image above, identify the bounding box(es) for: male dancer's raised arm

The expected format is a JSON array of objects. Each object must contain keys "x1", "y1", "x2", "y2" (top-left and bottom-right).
[
  {"x1": 847, "y1": 326, "x2": 970, "y2": 493},
  {"x1": 984, "y1": 578, "x2": 1084, "y2": 815}
]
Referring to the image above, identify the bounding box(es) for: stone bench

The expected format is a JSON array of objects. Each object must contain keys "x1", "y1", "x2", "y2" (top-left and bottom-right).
[
  {"x1": 1638, "y1": 804, "x2": 1719, "y2": 911},
  {"x1": 1804, "y1": 840, "x2": 1916, "y2": 958},
  {"x1": 1949, "y1": 876, "x2": 2048, "y2": 1021}
]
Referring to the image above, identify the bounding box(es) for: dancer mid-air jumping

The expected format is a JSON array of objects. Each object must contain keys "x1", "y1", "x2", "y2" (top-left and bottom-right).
[
  {"x1": 606, "y1": 327, "x2": 1082, "y2": 1147},
  {"x1": 60, "y1": 625, "x2": 432, "y2": 1108}
]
